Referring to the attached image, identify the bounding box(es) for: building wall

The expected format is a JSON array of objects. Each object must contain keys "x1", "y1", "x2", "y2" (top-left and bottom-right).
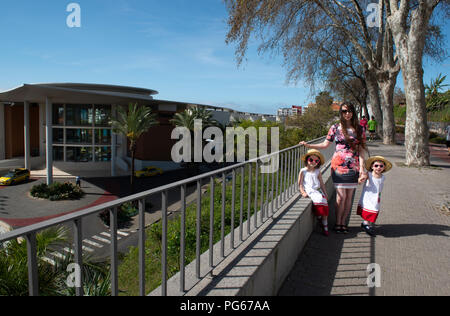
[
  {"x1": 3, "y1": 104, "x2": 40, "y2": 159},
  {"x1": 134, "y1": 111, "x2": 178, "y2": 161},
  {"x1": 0, "y1": 103, "x2": 4, "y2": 160}
]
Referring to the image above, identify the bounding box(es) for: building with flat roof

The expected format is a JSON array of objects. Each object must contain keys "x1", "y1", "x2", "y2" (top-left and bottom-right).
[{"x1": 0, "y1": 83, "x2": 275, "y2": 184}]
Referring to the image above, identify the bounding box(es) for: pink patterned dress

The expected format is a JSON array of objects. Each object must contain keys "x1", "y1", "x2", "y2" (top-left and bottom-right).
[{"x1": 326, "y1": 124, "x2": 365, "y2": 189}]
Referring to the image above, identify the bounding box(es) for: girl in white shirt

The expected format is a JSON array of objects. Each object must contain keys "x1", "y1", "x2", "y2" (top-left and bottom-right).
[
  {"x1": 298, "y1": 150, "x2": 330, "y2": 236},
  {"x1": 357, "y1": 156, "x2": 392, "y2": 236}
]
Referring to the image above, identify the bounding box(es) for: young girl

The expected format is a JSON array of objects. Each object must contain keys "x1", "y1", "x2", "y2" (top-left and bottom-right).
[
  {"x1": 357, "y1": 156, "x2": 392, "y2": 237},
  {"x1": 298, "y1": 149, "x2": 330, "y2": 236}
]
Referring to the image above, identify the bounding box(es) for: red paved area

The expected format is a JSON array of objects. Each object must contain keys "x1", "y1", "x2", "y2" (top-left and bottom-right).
[{"x1": 0, "y1": 183, "x2": 118, "y2": 228}]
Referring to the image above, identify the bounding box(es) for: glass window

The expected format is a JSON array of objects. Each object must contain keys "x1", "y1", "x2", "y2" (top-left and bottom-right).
[
  {"x1": 53, "y1": 147, "x2": 64, "y2": 161},
  {"x1": 95, "y1": 147, "x2": 111, "y2": 162},
  {"x1": 66, "y1": 104, "x2": 93, "y2": 126},
  {"x1": 52, "y1": 104, "x2": 64, "y2": 125},
  {"x1": 53, "y1": 128, "x2": 64, "y2": 144},
  {"x1": 95, "y1": 129, "x2": 111, "y2": 145},
  {"x1": 66, "y1": 147, "x2": 92, "y2": 162},
  {"x1": 66, "y1": 129, "x2": 92, "y2": 144},
  {"x1": 95, "y1": 105, "x2": 111, "y2": 126}
]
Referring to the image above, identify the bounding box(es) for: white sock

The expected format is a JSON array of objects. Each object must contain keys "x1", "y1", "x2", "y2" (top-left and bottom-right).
[{"x1": 322, "y1": 219, "x2": 328, "y2": 231}]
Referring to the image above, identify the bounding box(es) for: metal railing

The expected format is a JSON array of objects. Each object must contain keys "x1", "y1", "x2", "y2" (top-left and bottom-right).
[{"x1": 0, "y1": 136, "x2": 334, "y2": 296}]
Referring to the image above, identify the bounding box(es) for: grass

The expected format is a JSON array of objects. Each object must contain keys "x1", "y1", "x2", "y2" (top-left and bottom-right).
[{"x1": 117, "y1": 160, "x2": 299, "y2": 296}]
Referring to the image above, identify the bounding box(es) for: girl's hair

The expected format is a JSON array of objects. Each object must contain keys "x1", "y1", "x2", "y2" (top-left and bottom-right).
[
  {"x1": 340, "y1": 102, "x2": 366, "y2": 152},
  {"x1": 305, "y1": 154, "x2": 322, "y2": 169}
]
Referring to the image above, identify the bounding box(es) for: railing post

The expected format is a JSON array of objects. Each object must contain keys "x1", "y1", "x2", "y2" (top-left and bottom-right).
[
  {"x1": 239, "y1": 166, "x2": 244, "y2": 242},
  {"x1": 161, "y1": 190, "x2": 168, "y2": 296},
  {"x1": 247, "y1": 163, "x2": 252, "y2": 235},
  {"x1": 110, "y1": 207, "x2": 118, "y2": 296},
  {"x1": 260, "y1": 163, "x2": 264, "y2": 223},
  {"x1": 209, "y1": 178, "x2": 214, "y2": 270},
  {"x1": 73, "y1": 219, "x2": 84, "y2": 296},
  {"x1": 138, "y1": 199, "x2": 146, "y2": 296},
  {"x1": 25, "y1": 232, "x2": 39, "y2": 296},
  {"x1": 254, "y1": 161, "x2": 259, "y2": 228},
  {"x1": 221, "y1": 173, "x2": 226, "y2": 258},
  {"x1": 196, "y1": 180, "x2": 202, "y2": 279},
  {"x1": 181, "y1": 184, "x2": 187, "y2": 291},
  {"x1": 231, "y1": 169, "x2": 236, "y2": 249}
]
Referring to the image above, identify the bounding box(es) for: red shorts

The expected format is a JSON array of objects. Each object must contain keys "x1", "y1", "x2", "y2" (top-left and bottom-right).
[
  {"x1": 357, "y1": 205, "x2": 379, "y2": 223},
  {"x1": 313, "y1": 204, "x2": 329, "y2": 217}
]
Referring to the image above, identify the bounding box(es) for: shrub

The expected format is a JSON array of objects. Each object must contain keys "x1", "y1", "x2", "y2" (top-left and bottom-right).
[
  {"x1": 30, "y1": 182, "x2": 84, "y2": 201},
  {"x1": 98, "y1": 202, "x2": 139, "y2": 227}
]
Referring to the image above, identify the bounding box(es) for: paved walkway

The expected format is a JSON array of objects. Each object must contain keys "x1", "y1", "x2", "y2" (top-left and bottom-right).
[{"x1": 278, "y1": 140, "x2": 450, "y2": 296}]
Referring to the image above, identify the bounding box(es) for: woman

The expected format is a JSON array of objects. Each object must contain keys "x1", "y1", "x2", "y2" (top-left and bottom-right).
[{"x1": 300, "y1": 103, "x2": 367, "y2": 233}]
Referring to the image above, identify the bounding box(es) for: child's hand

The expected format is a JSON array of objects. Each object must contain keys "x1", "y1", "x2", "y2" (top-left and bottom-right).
[
  {"x1": 358, "y1": 173, "x2": 368, "y2": 184},
  {"x1": 301, "y1": 192, "x2": 308, "y2": 198}
]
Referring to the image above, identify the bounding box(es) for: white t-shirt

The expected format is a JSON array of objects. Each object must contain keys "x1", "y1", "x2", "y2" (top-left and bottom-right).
[
  {"x1": 446, "y1": 125, "x2": 450, "y2": 141},
  {"x1": 358, "y1": 173, "x2": 385, "y2": 212}
]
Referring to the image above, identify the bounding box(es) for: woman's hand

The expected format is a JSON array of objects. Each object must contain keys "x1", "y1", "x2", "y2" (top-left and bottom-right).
[
  {"x1": 299, "y1": 141, "x2": 308, "y2": 147},
  {"x1": 358, "y1": 171, "x2": 368, "y2": 184}
]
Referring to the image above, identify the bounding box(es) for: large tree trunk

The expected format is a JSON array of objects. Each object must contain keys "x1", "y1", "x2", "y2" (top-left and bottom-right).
[
  {"x1": 402, "y1": 61, "x2": 430, "y2": 166},
  {"x1": 365, "y1": 69, "x2": 383, "y2": 136},
  {"x1": 388, "y1": 1, "x2": 434, "y2": 166},
  {"x1": 379, "y1": 73, "x2": 398, "y2": 144}
]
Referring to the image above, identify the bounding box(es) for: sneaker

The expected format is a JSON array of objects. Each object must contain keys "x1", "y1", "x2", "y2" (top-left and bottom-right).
[{"x1": 361, "y1": 223, "x2": 376, "y2": 237}]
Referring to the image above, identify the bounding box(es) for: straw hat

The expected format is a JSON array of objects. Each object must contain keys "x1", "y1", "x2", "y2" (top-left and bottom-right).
[
  {"x1": 365, "y1": 156, "x2": 392, "y2": 172},
  {"x1": 302, "y1": 149, "x2": 325, "y2": 166}
]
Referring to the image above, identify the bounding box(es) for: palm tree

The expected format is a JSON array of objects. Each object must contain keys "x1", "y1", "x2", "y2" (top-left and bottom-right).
[
  {"x1": 171, "y1": 106, "x2": 218, "y2": 171},
  {"x1": 425, "y1": 74, "x2": 449, "y2": 112},
  {"x1": 0, "y1": 226, "x2": 111, "y2": 296},
  {"x1": 110, "y1": 103, "x2": 159, "y2": 188}
]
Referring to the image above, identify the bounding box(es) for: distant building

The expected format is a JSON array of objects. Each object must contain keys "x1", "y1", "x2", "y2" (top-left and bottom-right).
[
  {"x1": 0, "y1": 83, "x2": 276, "y2": 184},
  {"x1": 277, "y1": 105, "x2": 303, "y2": 122},
  {"x1": 304, "y1": 101, "x2": 342, "y2": 112}
]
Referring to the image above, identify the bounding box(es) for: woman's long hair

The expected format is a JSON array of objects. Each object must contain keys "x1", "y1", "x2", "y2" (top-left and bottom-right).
[{"x1": 339, "y1": 102, "x2": 366, "y2": 152}]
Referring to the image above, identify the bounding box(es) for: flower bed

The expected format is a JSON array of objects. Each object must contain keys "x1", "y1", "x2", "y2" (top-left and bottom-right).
[{"x1": 30, "y1": 182, "x2": 85, "y2": 201}]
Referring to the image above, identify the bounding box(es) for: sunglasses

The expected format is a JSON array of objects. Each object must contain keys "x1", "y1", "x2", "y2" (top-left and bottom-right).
[
  {"x1": 341, "y1": 110, "x2": 352, "y2": 114},
  {"x1": 373, "y1": 164, "x2": 385, "y2": 169},
  {"x1": 308, "y1": 158, "x2": 320, "y2": 164}
]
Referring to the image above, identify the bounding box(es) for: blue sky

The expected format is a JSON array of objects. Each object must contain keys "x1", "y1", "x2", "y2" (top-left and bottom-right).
[{"x1": 0, "y1": 1, "x2": 449, "y2": 115}]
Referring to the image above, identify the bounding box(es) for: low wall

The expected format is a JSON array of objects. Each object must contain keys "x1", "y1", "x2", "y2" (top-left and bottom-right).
[{"x1": 150, "y1": 163, "x2": 335, "y2": 296}]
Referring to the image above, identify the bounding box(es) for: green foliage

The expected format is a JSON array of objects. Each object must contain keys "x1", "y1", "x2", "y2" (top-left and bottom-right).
[
  {"x1": 98, "y1": 202, "x2": 139, "y2": 227},
  {"x1": 171, "y1": 107, "x2": 218, "y2": 130},
  {"x1": 110, "y1": 103, "x2": 159, "y2": 186},
  {"x1": 425, "y1": 73, "x2": 449, "y2": 112},
  {"x1": 427, "y1": 104, "x2": 450, "y2": 122},
  {"x1": 287, "y1": 92, "x2": 337, "y2": 141},
  {"x1": 429, "y1": 132, "x2": 446, "y2": 144},
  {"x1": 394, "y1": 105, "x2": 407, "y2": 125},
  {"x1": 118, "y1": 164, "x2": 293, "y2": 295},
  {"x1": 30, "y1": 182, "x2": 84, "y2": 201},
  {"x1": 0, "y1": 227, "x2": 111, "y2": 296}
]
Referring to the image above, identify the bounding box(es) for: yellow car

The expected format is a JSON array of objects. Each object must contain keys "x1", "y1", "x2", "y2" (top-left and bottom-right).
[
  {"x1": 0, "y1": 168, "x2": 30, "y2": 186},
  {"x1": 134, "y1": 166, "x2": 163, "y2": 178}
]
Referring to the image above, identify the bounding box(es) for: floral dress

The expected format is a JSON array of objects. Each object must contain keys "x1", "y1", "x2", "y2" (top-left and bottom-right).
[{"x1": 327, "y1": 123, "x2": 365, "y2": 189}]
